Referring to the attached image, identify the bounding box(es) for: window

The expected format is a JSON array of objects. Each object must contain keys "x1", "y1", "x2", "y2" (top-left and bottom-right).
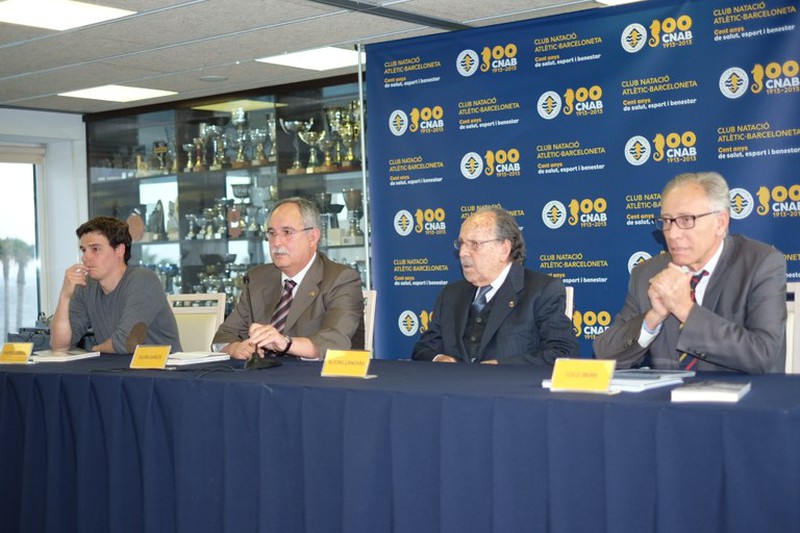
[{"x1": 0, "y1": 162, "x2": 40, "y2": 338}]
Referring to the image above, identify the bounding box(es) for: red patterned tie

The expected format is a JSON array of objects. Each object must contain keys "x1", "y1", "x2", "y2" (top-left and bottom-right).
[
  {"x1": 679, "y1": 270, "x2": 708, "y2": 370},
  {"x1": 269, "y1": 279, "x2": 296, "y2": 333}
]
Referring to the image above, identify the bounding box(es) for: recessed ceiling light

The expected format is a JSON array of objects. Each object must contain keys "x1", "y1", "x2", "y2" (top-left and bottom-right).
[
  {"x1": 198, "y1": 75, "x2": 229, "y2": 83},
  {"x1": 58, "y1": 85, "x2": 177, "y2": 103},
  {"x1": 256, "y1": 47, "x2": 365, "y2": 71},
  {"x1": 596, "y1": 0, "x2": 644, "y2": 5},
  {"x1": 0, "y1": 0, "x2": 135, "y2": 31},
  {"x1": 192, "y1": 99, "x2": 287, "y2": 113}
]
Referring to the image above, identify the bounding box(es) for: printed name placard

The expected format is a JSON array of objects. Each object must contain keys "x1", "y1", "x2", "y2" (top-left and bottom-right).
[
  {"x1": 321, "y1": 350, "x2": 373, "y2": 378},
  {"x1": 0, "y1": 343, "x2": 34, "y2": 364},
  {"x1": 549, "y1": 358, "x2": 615, "y2": 393},
  {"x1": 130, "y1": 345, "x2": 171, "y2": 369}
]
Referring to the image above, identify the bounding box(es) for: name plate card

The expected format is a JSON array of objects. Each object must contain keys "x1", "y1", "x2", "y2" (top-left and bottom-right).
[
  {"x1": 130, "y1": 345, "x2": 171, "y2": 369},
  {"x1": 549, "y1": 358, "x2": 616, "y2": 393},
  {"x1": 321, "y1": 350, "x2": 374, "y2": 378},
  {"x1": 0, "y1": 342, "x2": 33, "y2": 364}
]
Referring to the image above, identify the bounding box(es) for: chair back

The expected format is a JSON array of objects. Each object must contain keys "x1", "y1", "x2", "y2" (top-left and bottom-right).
[
  {"x1": 564, "y1": 285, "x2": 574, "y2": 319},
  {"x1": 167, "y1": 293, "x2": 226, "y2": 352},
  {"x1": 787, "y1": 282, "x2": 799, "y2": 374},
  {"x1": 363, "y1": 289, "x2": 377, "y2": 354}
]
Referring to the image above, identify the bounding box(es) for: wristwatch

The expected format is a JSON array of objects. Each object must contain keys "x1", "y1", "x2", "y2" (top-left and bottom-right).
[{"x1": 277, "y1": 334, "x2": 293, "y2": 355}]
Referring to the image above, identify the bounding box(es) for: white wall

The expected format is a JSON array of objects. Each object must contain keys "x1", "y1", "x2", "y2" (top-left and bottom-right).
[{"x1": 0, "y1": 108, "x2": 87, "y2": 315}]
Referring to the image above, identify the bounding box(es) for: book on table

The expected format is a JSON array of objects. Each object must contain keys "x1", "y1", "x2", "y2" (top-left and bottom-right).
[
  {"x1": 670, "y1": 380, "x2": 752, "y2": 403},
  {"x1": 166, "y1": 351, "x2": 230, "y2": 366},
  {"x1": 31, "y1": 349, "x2": 101, "y2": 362}
]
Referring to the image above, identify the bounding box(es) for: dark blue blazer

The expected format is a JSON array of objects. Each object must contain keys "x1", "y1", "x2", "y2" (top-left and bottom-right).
[{"x1": 412, "y1": 263, "x2": 579, "y2": 364}]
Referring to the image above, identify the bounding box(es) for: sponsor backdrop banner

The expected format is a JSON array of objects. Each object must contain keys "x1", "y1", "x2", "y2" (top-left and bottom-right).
[{"x1": 366, "y1": 0, "x2": 799, "y2": 359}]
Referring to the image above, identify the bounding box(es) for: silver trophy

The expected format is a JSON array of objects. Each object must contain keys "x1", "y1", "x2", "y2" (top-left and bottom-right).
[
  {"x1": 266, "y1": 116, "x2": 278, "y2": 161},
  {"x1": 343, "y1": 188, "x2": 364, "y2": 242},
  {"x1": 326, "y1": 107, "x2": 346, "y2": 166},
  {"x1": 280, "y1": 118, "x2": 314, "y2": 174},
  {"x1": 204, "y1": 124, "x2": 226, "y2": 171}
]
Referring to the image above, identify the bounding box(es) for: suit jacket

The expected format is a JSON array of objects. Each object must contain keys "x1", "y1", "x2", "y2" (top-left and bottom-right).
[
  {"x1": 593, "y1": 234, "x2": 786, "y2": 373},
  {"x1": 213, "y1": 252, "x2": 364, "y2": 356},
  {"x1": 411, "y1": 263, "x2": 578, "y2": 365}
]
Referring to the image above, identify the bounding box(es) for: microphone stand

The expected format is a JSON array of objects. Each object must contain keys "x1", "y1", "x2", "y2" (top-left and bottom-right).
[{"x1": 243, "y1": 273, "x2": 281, "y2": 370}]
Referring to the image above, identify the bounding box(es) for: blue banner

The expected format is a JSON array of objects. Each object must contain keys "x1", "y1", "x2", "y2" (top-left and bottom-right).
[{"x1": 366, "y1": 0, "x2": 800, "y2": 359}]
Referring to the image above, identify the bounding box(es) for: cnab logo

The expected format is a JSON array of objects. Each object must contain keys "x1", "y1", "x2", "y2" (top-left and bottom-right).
[
  {"x1": 456, "y1": 49, "x2": 480, "y2": 77},
  {"x1": 648, "y1": 15, "x2": 693, "y2": 48},
  {"x1": 751, "y1": 60, "x2": 800, "y2": 95},
  {"x1": 394, "y1": 210, "x2": 414, "y2": 236},
  {"x1": 624, "y1": 135, "x2": 652, "y2": 166},
  {"x1": 729, "y1": 188, "x2": 754, "y2": 220},
  {"x1": 719, "y1": 67, "x2": 749, "y2": 99},
  {"x1": 621, "y1": 23, "x2": 648, "y2": 53},
  {"x1": 398, "y1": 310, "x2": 420, "y2": 337},
  {"x1": 627, "y1": 251, "x2": 652, "y2": 273},
  {"x1": 573, "y1": 309, "x2": 611, "y2": 339},
  {"x1": 389, "y1": 110, "x2": 409, "y2": 136},
  {"x1": 537, "y1": 91, "x2": 562, "y2": 120},
  {"x1": 460, "y1": 152, "x2": 484, "y2": 179},
  {"x1": 542, "y1": 200, "x2": 567, "y2": 229}
]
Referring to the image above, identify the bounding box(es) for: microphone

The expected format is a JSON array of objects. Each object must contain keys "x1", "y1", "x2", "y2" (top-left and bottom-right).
[
  {"x1": 677, "y1": 350, "x2": 747, "y2": 374},
  {"x1": 242, "y1": 272, "x2": 281, "y2": 370}
]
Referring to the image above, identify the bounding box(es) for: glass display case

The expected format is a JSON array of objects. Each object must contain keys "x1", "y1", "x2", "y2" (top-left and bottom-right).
[{"x1": 85, "y1": 76, "x2": 368, "y2": 313}]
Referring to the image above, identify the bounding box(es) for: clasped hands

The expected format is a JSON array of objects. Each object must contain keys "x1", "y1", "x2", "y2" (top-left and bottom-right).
[
  {"x1": 644, "y1": 262, "x2": 695, "y2": 330},
  {"x1": 227, "y1": 322, "x2": 289, "y2": 360}
]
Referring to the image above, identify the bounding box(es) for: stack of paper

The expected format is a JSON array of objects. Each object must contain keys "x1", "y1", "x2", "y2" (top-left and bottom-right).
[
  {"x1": 166, "y1": 351, "x2": 230, "y2": 366},
  {"x1": 31, "y1": 349, "x2": 100, "y2": 363}
]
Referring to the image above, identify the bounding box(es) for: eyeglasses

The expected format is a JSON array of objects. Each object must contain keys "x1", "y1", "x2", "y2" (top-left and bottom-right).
[
  {"x1": 265, "y1": 227, "x2": 313, "y2": 240},
  {"x1": 453, "y1": 238, "x2": 502, "y2": 252},
  {"x1": 654, "y1": 211, "x2": 719, "y2": 231}
]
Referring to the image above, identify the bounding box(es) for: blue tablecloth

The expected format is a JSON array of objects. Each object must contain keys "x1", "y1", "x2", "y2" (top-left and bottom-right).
[{"x1": 2, "y1": 356, "x2": 799, "y2": 533}]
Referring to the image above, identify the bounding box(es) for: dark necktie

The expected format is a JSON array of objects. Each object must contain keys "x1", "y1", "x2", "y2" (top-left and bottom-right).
[
  {"x1": 270, "y1": 279, "x2": 296, "y2": 333},
  {"x1": 471, "y1": 285, "x2": 492, "y2": 313},
  {"x1": 679, "y1": 270, "x2": 708, "y2": 370}
]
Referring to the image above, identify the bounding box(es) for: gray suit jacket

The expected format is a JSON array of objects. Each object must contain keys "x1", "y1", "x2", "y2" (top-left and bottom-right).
[
  {"x1": 213, "y1": 252, "x2": 364, "y2": 356},
  {"x1": 411, "y1": 263, "x2": 578, "y2": 365},
  {"x1": 593, "y1": 235, "x2": 786, "y2": 373}
]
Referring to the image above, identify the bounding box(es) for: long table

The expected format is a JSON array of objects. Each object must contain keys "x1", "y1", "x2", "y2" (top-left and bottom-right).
[{"x1": 2, "y1": 356, "x2": 799, "y2": 533}]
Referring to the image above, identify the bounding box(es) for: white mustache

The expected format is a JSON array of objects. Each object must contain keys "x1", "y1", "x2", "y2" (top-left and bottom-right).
[{"x1": 272, "y1": 247, "x2": 289, "y2": 256}]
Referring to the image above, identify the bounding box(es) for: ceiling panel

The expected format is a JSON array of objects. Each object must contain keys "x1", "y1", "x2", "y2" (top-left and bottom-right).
[{"x1": 0, "y1": 0, "x2": 607, "y2": 114}]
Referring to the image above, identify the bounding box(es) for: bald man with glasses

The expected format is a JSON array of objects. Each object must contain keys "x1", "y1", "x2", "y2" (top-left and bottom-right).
[
  {"x1": 411, "y1": 206, "x2": 577, "y2": 365},
  {"x1": 213, "y1": 197, "x2": 364, "y2": 364},
  {"x1": 594, "y1": 172, "x2": 787, "y2": 373}
]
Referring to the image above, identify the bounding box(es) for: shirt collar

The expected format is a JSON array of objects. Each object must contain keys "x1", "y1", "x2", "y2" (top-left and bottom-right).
[
  {"x1": 483, "y1": 262, "x2": 512, "y2": 302},
  {"x1": 281, "y1": 252, "x2": 317, "y2": 291}
]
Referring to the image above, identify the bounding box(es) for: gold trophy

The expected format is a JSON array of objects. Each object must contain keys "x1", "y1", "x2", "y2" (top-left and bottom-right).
[
  {"x1": 339, "y1": 110, "x2": 360, "y2": 169},
  {"x1": 280, "y1": 118, "x2": 314, "y2": 174},
  {"x1": 343, "y1": 187, "x2": 364, "y2": 245},
  {"x1": 298, "y1": 130, "x2": 326, "y2": 173},
  {"x1": 182, "y1": 143, "x2": 195, "y2": 172},
  {"x1": 325, "y1": 107, "x2": 346, "y2": 167},
  {"x1": 231, "y1": 108, "x2": 249, "y2": 169},
  {"x1": 316, "y1": 136, "x2": 337, "y2": 172},
  {"x1": 251, "y1": 128, "x2": 268, "y2": 166}
]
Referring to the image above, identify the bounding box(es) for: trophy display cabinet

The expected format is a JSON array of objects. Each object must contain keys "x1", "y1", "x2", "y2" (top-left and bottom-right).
[{"x1": 85, "y1": 74, "x2": 369, "y2": 314}]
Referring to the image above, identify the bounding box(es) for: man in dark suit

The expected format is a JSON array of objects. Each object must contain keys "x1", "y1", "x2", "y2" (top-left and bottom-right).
[
  {"x1": 213, "y1": 197, "x2": 364, "y2": 362},
  {"x1": 594, "y1": 172, "x2": 786, "y2": 373},
  {"x1": 411, "y1": 206, "x2": 578, "y2": 365}
]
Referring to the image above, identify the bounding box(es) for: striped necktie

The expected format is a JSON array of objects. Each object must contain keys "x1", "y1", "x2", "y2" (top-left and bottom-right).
[
  {"x1": 471, "y1": 285, "x2": 492, "y2": 313},
  {"x1": 270, "y1": 279, "x2": 297, "y2": 333},
  {"x1": 679, "y1": 270, "x2": 708, "y2": 370}
]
